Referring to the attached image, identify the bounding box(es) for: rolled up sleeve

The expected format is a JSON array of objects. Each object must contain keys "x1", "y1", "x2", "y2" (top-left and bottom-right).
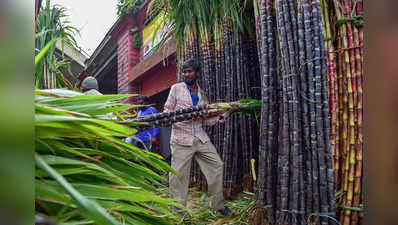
[{"x1": 164, "y1": 85, "x2": 177, "y2": 112}]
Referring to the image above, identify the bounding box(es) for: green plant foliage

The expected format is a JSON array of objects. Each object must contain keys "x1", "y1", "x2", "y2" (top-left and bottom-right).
[
  {"x1": 35, "y1": 88, "x2": 183, "y2": 225},
  {"x1": 117, "y1": 0, "x2": 146, "y2": 19},
  {"x1": 132, "y1": 32, "x2": 143, "y2": 49},
  {"x1": 146, "y1": 0, "x2": 256, "y2": 56},
  {"x1": 175, "y1": 187, "x2": 255, "y2": 225},
  {"x1": 35, "y1": 0, "x2": 80, "y2": 89},
  {"x1": 236, "y1": 99, "x2": 261, "y2": 116}
]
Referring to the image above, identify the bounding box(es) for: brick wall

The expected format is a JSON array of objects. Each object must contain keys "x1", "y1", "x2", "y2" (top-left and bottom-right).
[{"x1": 116, "y1": 26, "x2": 141, "y2": 94}]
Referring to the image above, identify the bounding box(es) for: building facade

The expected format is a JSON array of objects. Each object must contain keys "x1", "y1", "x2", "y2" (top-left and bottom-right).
[{"x1": 79, "y1": 2, "x2": 177, "y2": 158}]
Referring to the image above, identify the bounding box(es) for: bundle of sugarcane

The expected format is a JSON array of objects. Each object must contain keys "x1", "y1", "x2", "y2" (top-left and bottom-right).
[
  {"x1": 250, "y1": 0, "x2": 337, "y2": 224},
  {"x1": 126, "y1": 100, "x2": 261, "y2": 130},
  {"x1": 320, "y1": 0, "x2": 364, "y2": 225},
  {"x1": 251, "y1": 0, "x2": 279, "y2": 224}
]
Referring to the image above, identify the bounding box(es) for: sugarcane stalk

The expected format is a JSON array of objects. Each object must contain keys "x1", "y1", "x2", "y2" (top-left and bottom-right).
[
  {"x1": 297, "y1": 2, "x2": 315, "y2": 224},
  {"x1": 332, "y1": 1, "x2": 357, "y2": 224},
  {"x1": 321, "y1": 0, "x2": 340, "y2": 190},
  {"x1": 281, "y1": 0, "x2": 302, "y2": 224},
  {"x1": 251, "y1": 0, "x2": 272, "y2": 223},
  {"x1": 309, "y1": 2, "x2": 334, "y2": 225},
  {"x1": 222, "y1": 19, "x2": 234, "y2": 198},
  {"x1": 316, "y1": 1, "x2": 337, "y2": 222},
  {"x1": 352, "y1": 13, "x2": 363, "y2": 225},
  {"x1": 265, "y1": 1, "x2": 279, "y2": 223},
  {"x1": 302, "y1": 1, "x2": 323, "y2": 222},
  {"x1": 345, "y1": 2, "x2": 363, "y2": 225}
]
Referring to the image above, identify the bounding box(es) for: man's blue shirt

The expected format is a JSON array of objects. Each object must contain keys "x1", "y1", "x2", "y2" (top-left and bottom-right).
[{"x1": 133, "y1": 106, "x2": 160, "y2": 142}]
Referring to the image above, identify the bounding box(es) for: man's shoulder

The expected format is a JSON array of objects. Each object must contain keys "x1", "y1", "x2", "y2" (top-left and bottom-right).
[
  {"x1": 171, "y1": 82, "x2": 186, "y2": 89},
  {"x1": 84, "y1": 89, "x2": 102, "y2": 95},
  {"x1": 147, "y1": 106, "x2": 158, "y2": 113}
]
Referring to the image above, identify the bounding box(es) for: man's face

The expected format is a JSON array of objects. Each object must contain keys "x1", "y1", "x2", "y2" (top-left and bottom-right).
[
  {"x1": 183, "y1": 67, "x2": 198, "y2": 84},
  {"x1": 136, "y1": 98, "x2": 145, "y2": 105}
]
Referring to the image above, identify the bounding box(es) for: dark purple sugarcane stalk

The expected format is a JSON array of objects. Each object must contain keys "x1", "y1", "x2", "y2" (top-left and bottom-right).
[
  {"x1": 277, "y1": 0, "x2": 293, "y2": 223},
  {"x1": 222, "y1": 19, "x2": 233, "y2": 197},
  {"x1": 297, "y1": 2, "x2": 315, "y2": 224},
  {"x1": 297, "y1": 1, "x2": 315, "y2": 223},
  {"x1": 280, "y1": 0, "x2": 302, "y2": 224},
  {"x1": 253, "y1": 0, "x2": 271, "y2": 221},
  {"x1": 236, "y1": 31, "x2": 251, "y2": 187},
  {"x1": 302, "y1": 0, "x2": 322, "y2": 221},
  {"x1": 276, "y1": 1, "x2": 293, "y2": 224},
  {"x1": 285, "y1": 0, "x2": 305, "y2": 224},
  {"x1": 264, "y1": 1, "x2": 280, "y2": 221},
  {"x1": 309, "y1": 1, "x2": 330, "y2": 224},
  {"x1": 314, "y1": 0, "x2": 337, "y2": 222}
]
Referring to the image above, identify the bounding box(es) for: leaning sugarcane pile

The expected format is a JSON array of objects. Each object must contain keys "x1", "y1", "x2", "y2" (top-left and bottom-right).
[
  {"x1": 321, "y1": 0, "x2": 364, "y2": 224},
  {"x1": 251, "y1": 0, "x2": 337, "y2": 224}
]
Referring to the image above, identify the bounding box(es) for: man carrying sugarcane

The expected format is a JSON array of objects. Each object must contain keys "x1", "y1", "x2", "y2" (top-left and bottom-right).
[
  {"x1": 164, "y1": 59, "x2": 238, "y2": 216},
  {"x1": 125, "y1": 96, "x2": 160, "y2": 152}
]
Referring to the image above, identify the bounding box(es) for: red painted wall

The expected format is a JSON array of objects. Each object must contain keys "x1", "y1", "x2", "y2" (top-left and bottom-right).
[
  {"x1": 113, "y1": 6, "x2": 148, "y2": 93},
  {"x1": 141, "y1": 63, "x2": 177, "y2": 97}
]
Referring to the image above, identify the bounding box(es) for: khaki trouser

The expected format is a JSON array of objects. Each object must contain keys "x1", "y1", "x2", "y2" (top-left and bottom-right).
[{"x1": 169, "y1": 137, "x2": 224, "y2": 210}]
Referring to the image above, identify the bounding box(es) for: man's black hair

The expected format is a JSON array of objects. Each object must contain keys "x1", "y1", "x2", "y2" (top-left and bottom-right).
[
  {"x1": 137, "y1": 95, "x2": 149, "y2": 103},
  {"x1": 182, "y1": 58, "x2": 200, "y2": 73}
]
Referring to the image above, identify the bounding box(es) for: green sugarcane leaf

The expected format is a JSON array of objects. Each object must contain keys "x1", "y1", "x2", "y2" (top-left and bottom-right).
[
  {"x1": 47, "y1": 182, "x2": 175, "y2": 204},
  {"x1": 103, "y1": 159, "x2": 166, "y2": 184},
  {"x1": 39, "y1": 155, "x2": 125, "y2": 184},
  {"x1": 96, "y1": 200, "x2": 154, "y2": 214},
  {"x1": 59, "y1": 221, "x2": 94, "y2": 225},
  {"x1": 89, "y1": 105, "x2": 135, "y2": 116},
  {"x1": 36, "y1": 89, "x2": 85, "y2": 98},
  {"x1": 35, "y1": 154, "x2": 122, "y2": 225},
  {"x1": 36, "y1": 127, "x2": 97, "y2": 139},
  {"x1": 35, "y1": 39, "x2": 58, "y2": 66},
  {"x1": 36, "y1": 114, "x2": 92, "y2": 123},
  {"x1": 36, "y1": 167, "x2": 95, "y2": 178},
  {"x1": 40, "y1": 94, "x2": 135, "y2": 105},
  {"x1": 127, "y1": 213, "x2": 175, "y2": 225},
  {"x1": 36, "y1": 180, "x2": 74, "y2": 206},
  {"x1": 36, "y1": 104, "x2": 91, "y2": 117},
  {"x1": 74, "y1": 148, "x2": 161, "y2": 191},
  {"x1": 130, "y1": 212, "x2": 176, "y2": 225}
]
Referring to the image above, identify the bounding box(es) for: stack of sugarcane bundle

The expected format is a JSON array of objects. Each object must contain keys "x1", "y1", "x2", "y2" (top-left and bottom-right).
[
  {"x1": 251, "y1": 0, "x2": 337, "y2": 224},
  {"x1": 149, "y1": 0, "x2": 364, "y2": 223},
  {"x1": 320, "y1": 0, "x2": 364, "y2": 224},
  {"x1": 251, "y1": 0, "x2": 279, "y2": 223}
]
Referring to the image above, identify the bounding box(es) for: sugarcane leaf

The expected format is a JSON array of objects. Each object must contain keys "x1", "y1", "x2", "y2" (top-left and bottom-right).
[
  {"x1": 35, "y1": 154, "x2": 122, "y2": 225},
  {"x1": 59, "y1": 221, "x2": 94, "y2": 225},
  {"x1": 35, "y1": 39, "x2": 58, "y2": 66},
  {"x1": 36, "y1": 104, "x2": 91, "y2": 117},
  {"x1": 36, "y1": 180, "x2": 74, "y2": 206},
  {"x1": 39, "y1": 155, "x2": 125, "y2": 184},
  {"x1": 103, "y1": 159, "x2": 166, "y2": 184},
  {"x1": 46, "y1": 182, "x2": 175, "y2": 204},
  {"x1": 36, "y1": 89, "x2": 85, "y2": 98},
  {"x1": 36, "y1": 167, "x2": 94, "y2": 178}
]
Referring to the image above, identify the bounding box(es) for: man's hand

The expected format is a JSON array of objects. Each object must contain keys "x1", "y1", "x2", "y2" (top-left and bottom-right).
[
  {"x1": 228, "y1": 104, "x2": 239, "y2": 115},
  {"x1": 200, "y1": 103, "x2": 210, "y2": 110},
  {"x1": 151, "y1": 136, "x2": 159, "y2": 145}
]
